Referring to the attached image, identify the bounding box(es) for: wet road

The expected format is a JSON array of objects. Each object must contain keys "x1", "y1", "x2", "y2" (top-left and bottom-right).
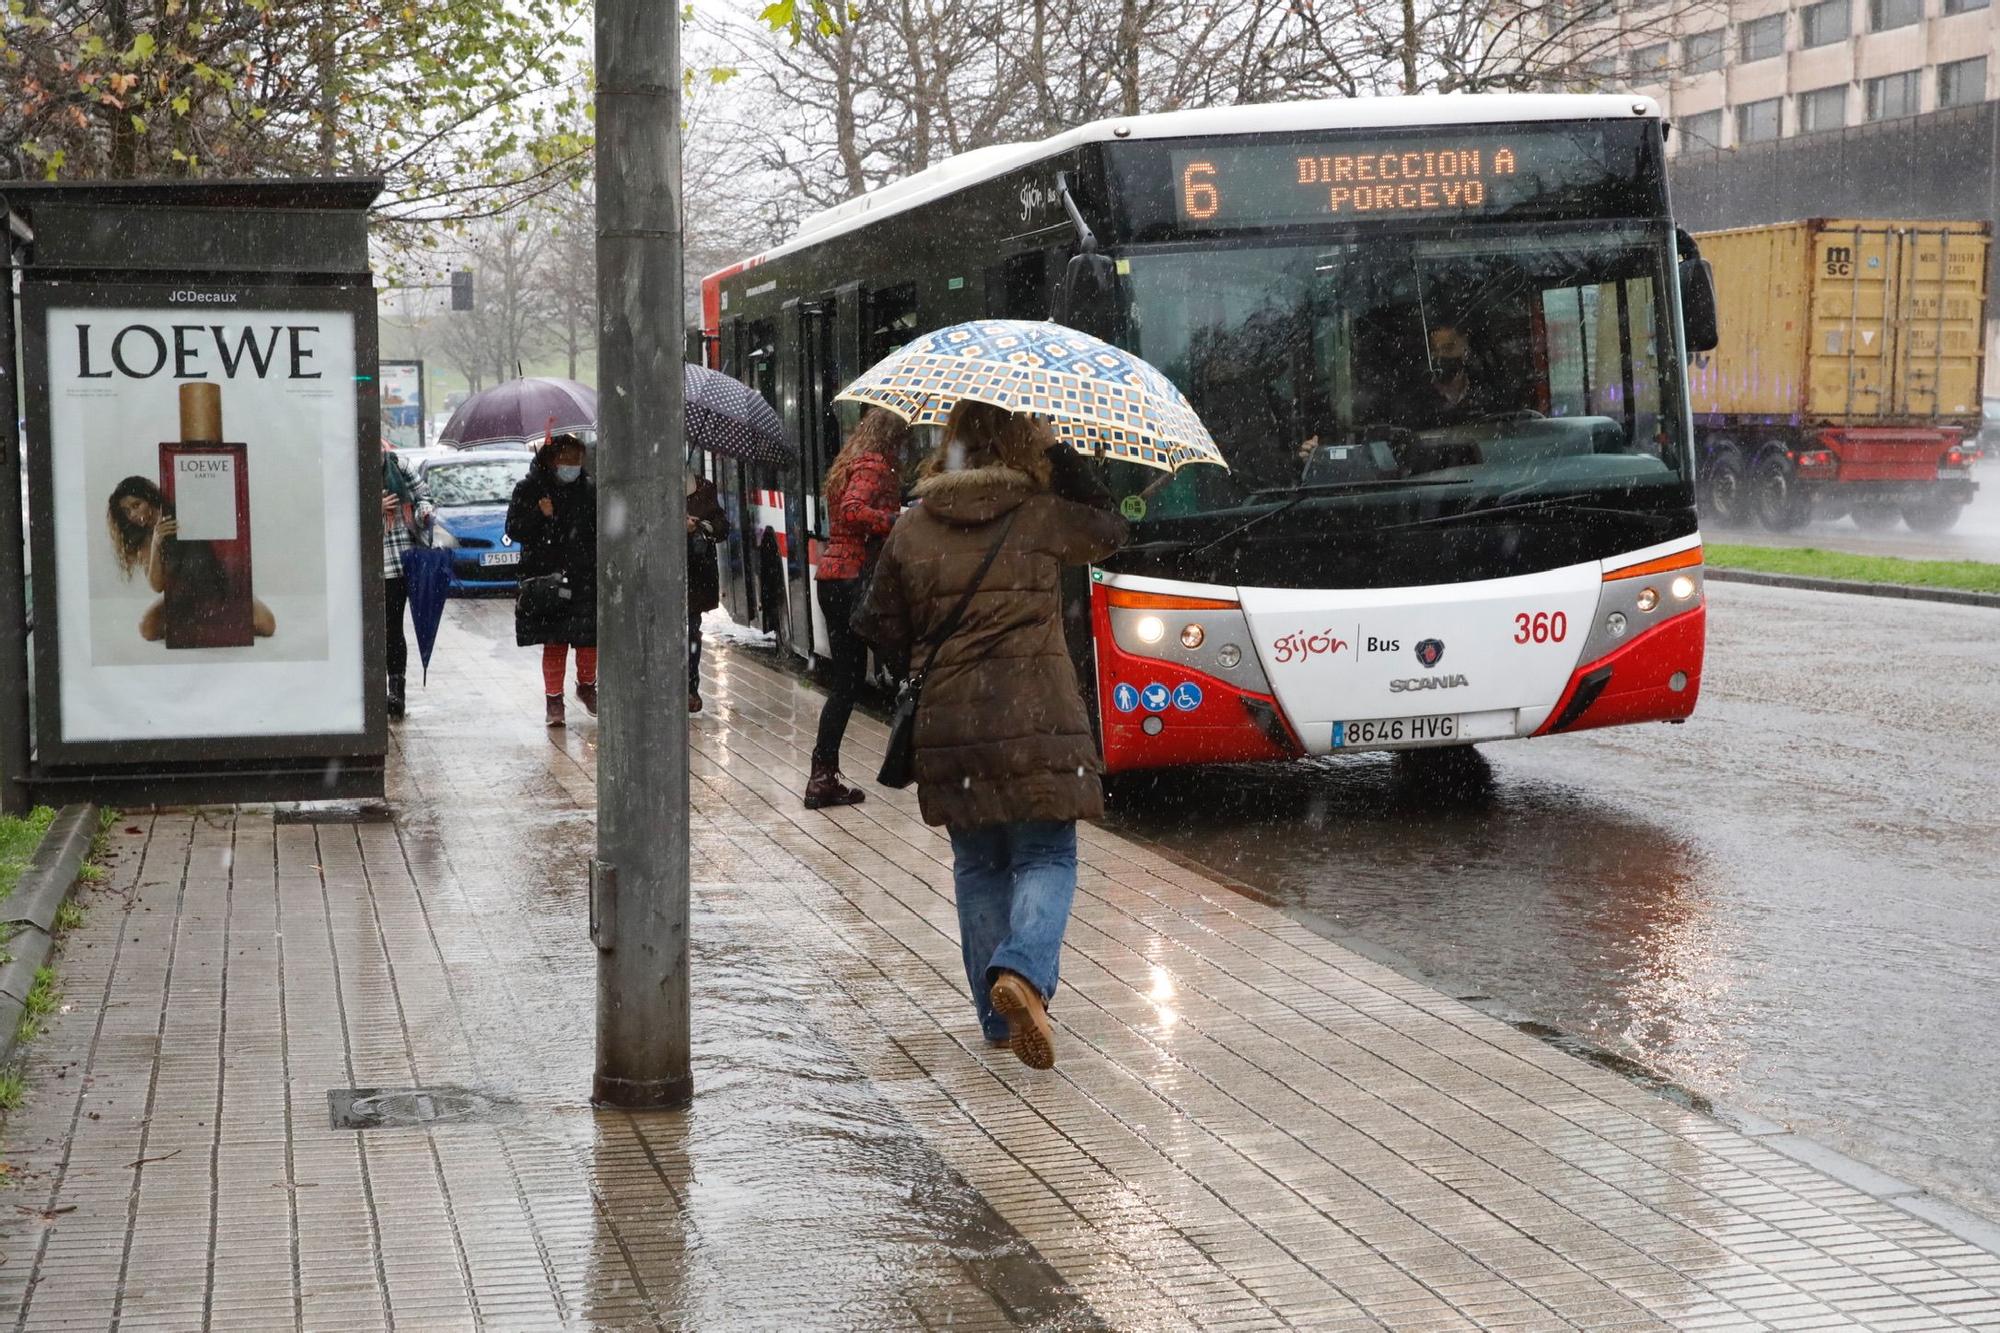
[
  {"x1": 1107, "y1": 580, "x2": 2000, "y2": 1224},
  {"x1": 1712, "y1": 458, "x2": 2000, "y2": 562}
]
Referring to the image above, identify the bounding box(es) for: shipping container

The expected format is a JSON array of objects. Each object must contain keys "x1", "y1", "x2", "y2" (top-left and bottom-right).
[{"x1": 1688, "y1": 218, "x2": 1985, "y2": 533}]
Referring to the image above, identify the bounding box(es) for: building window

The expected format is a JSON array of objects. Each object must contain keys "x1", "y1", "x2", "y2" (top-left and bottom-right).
[
  {"x1": 1629, "y1": 42, "x2": 1669, "y2": 77},
  {"x1": 1582, "y1": 55, "x2": 1619, "y2": 88},
  {"x1": 1739, "y1": 14, "x2": 1785, "y2": 61},
  {"x1": 1801, "y1": 0, "x2": 1852, "y2": 46},
  {"x1": 1798, "y1": 85, "x2": 1848, "y2": 132},
  {"x1": 1869, "y1": 0, "x2": 1922, "y2": 30},
  {"x1": 1865, "y1": 69, "x2": 1922, "y2": 118},
  {"x1": 1679, "y1": 109, "x2": 1725, "y2": 150},
  {"x1": 1939, "y1": 55, "x2": 1987, "y2": 106},
  {"x1": 1945, "y1": 0, "x2": 1989, "y2": 14},
  {"x1": 1685, "y1": 29, "x2": 1725, "y2": 74},
  {"x1": 1737, "y1": 97, "x2": 1783, "y2": 142}
]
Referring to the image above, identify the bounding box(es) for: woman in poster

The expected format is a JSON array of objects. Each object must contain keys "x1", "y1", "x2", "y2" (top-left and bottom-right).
[{"x1": 106, "y1": 477, "x2": 276, "y2": 643}]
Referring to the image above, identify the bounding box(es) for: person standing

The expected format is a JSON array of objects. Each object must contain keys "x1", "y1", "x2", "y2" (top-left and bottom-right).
[
  {"x1": 685, "y1": 467, "x2": 729, "y2": 714},
  {"x1": 805, "y1": 408, "x2": 909, "y2": 809},
  {"x1": 381, "y1": 451, "x2": 435, "y2": 718},
  {"x1": 854, "y1": 401, "x2": 1125, "y2": 1069},
  {"x1": 505, "y1": 433, "x2": 598, "y2": 727}
]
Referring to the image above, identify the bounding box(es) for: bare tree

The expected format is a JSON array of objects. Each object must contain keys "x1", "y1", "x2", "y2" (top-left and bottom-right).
[{"x1": 538, "y1": 186, "x2": 599, "y2": 381}]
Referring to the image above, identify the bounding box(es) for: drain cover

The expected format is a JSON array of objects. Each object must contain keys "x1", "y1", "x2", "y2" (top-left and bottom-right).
[{"x1": 329, "y1": 1086, "x2": 493, "y2": 1130}]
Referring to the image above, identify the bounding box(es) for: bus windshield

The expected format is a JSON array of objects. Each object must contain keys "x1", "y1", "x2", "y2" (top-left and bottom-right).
[{"x1": 1109, "y1": 222, "x2": 1688, "y2": 526}]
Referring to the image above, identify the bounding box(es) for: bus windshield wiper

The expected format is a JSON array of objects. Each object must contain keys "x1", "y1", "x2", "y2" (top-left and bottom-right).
[
  {"x1": 1198, "y1": 479, "x2": 1457, "y2": 557},
  {"x1": 1384, "y1": 491, "x2": 1667, "y2": 531}
]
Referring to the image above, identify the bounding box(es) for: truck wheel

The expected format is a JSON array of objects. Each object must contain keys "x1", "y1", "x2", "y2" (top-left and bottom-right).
[
  {"x1": 1753, "y1": 453, "x2": 1812, "y2": 532},
  {"x1": 1901, "y1": 497, "x2": 1965, "y2": 533},
  {"x1": 1703, "y1": 447, "x2": 1751, "y2": 528},
  {"x1": 1851, "y1": 499, "x2": 1902, "y2": 532}
]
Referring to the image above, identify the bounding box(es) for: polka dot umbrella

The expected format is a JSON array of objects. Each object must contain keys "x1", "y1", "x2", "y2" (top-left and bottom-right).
[
  {"x1": 684, "y1": 364, "x2": 793, "y2": 465},
  {"x1": 834, "y1": 319, "x2": 1225, "y2": 474}
]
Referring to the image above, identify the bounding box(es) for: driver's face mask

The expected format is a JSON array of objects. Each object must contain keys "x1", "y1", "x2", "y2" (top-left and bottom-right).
[{"x1": 1433, "y1": 357, "x2": 1467, "y2": 383}]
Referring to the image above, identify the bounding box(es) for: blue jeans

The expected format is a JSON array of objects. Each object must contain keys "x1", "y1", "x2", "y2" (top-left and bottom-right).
[{"x1": 948, "y1": 821, "x2": 1079, "y2": 1042}]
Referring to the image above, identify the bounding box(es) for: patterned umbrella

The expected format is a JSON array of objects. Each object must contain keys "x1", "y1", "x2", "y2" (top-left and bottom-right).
[
  {"x1": 835, "y1": 319, "x2": 1225, "y2": 473},
  {"x1": 684, "y1": 364, "x2": 792, "y2": 465}
]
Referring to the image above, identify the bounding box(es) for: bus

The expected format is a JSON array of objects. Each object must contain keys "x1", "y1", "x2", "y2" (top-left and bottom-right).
[{"x1": 697, "y1": 95, "x2": 1718, "y2": 773}]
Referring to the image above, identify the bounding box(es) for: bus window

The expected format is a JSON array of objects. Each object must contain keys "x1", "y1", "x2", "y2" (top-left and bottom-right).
[
  {"x1": 865, "y1": 284, "x2": 919, "y2": 366},
  {"x1": 987, "y1": 251, "x2": 1049, "y2": 321}
]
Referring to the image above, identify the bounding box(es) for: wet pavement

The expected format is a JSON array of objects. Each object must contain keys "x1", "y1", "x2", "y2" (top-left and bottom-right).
[
  {"x1": 5, "y1": 595, "x2": 2000, "y2": 1329},
  {"x1": 1710, "y1": 459, "x2": 2000, "y2": 563},
  {"x1": 1109, "y1": 579, "x2": 2000, "y2": 1226}
]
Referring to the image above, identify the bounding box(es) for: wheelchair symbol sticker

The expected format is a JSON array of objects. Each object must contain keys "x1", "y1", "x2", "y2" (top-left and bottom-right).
[{"x1": 1171, "y1": 682, "x2": 1204, "y2": 711}]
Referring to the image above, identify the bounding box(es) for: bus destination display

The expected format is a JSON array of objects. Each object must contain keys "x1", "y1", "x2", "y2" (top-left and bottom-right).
[{"x1": 1168, "y1": 129, "x2": 1621, "y2": 228}]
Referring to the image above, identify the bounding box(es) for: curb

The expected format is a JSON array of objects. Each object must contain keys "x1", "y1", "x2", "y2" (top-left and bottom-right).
[
  {"x1": 0, "y1": 803, "x2": 97, "y2": 1068},
  {"x1": 1706, "y1": 565, "x2": 2000, "y2": 608}
]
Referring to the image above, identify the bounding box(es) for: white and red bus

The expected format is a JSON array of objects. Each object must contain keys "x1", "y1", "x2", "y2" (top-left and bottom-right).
[{"x1": 698, "y1": 95, "x2": 1715, "y2": 772}]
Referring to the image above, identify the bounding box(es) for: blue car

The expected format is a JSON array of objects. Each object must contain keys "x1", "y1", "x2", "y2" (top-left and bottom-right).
[{"x1": 416, "y1": 451, "x2": 535, "y2": 595}]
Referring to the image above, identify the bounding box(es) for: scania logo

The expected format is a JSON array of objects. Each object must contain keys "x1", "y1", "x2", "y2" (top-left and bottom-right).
[
  {"x1": 1414, "y1": 638, "x2": 1445, "y2": 667},
  {"x1": 1390, "y1": 674, "x2": 1469, "y2": 693}
]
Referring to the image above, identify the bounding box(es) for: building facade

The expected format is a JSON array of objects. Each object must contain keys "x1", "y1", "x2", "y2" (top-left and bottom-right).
[{"x1": 1623, "y1": 0, "x2": 1999, "y2": 151}]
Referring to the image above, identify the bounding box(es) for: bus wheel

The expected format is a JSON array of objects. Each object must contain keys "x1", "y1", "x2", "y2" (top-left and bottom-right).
[
  {"x1": 1901, "y1": 495, "x2": 1965, "y2": 533},
  {"x1": 1392, "y1": 745, "x2": 1492, "y2": 802},
  {"x1": 1752, "y1": 452, "x2": 1812, "y2": 532},
  {"x1": 1851, "y1": 499, "x2": 1902, "y2": 532},
  {"x1": 1703, "y1": 446, "x2": 1751, "y2": 528}
]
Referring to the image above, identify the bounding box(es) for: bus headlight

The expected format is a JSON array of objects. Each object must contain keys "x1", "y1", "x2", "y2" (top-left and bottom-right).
[
  {"x1": 1606, "y1": 612, "x2": 1628, "y2": 638},
  {"x1": 1180, "y1": 623, "x2": 1205, "y2": 649},
  {"x1": 1136, "y1": 615, "x2": 1166, "y2": 645},
  {"x1": 1670, "y1": 574, "x2": 1697, "y2": 601},
  {"x1": 1216, "y1": 643, "x2": 1242, "y2": 669},
  {"x1": 1635, "y1": 587, "x2": 1659, "y2": 613}
]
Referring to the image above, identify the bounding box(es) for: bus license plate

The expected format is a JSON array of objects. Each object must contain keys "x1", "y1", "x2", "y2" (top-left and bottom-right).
[
  {"x1": 480, "y1": 550, "x2": 521, "y2": 567},
  {"x1": 1333, "y1": 715, "x2": 1458, "y2": 748}
]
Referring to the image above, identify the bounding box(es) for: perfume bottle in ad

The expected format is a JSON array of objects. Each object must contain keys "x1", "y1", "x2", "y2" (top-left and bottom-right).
[{"x1": 157, "y1": 383, "x2": 260, "y2": 649}]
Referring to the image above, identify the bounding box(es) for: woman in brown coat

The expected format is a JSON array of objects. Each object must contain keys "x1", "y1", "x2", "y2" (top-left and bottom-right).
[{"x1": 855, "y1": 401, "x2": 1125, "y2": 1069}]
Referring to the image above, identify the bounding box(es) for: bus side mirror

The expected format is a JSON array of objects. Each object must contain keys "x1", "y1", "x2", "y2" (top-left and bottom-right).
[
  {"x1": 1054, "y1": 251, "x2": 1121, "y2": 341},
  {"x1": 1680, "y1": 256, "x2": 1719, "y2": 353}
]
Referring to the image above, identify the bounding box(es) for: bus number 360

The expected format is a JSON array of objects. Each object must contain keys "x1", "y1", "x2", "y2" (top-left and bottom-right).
[{"x1": 1514, "y1": 611, "x2": 1567, "y2": 644}]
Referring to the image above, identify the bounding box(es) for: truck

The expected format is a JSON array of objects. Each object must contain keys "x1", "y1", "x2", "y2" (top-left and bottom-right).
[{"x1": 1689, "y1": 218, "x2": 1986, "y2": 533}]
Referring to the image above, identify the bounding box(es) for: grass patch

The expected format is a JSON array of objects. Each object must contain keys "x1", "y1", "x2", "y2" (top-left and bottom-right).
[
  {"x1": 15, "y1": 967, "x2": 59, "y2": 1044},
  {"x1": 0, "y1": 1068, "x2": 24, "y2": 1111},
  {"x1": 1706, "y1": 544, "x2": 2000, "y2": 595},
  {"x1": 54, "y1": 901, "x2": 86, "y2": 933},
  {"x1": 0, "y1": 808, "x2": 56, "y2": 908}
]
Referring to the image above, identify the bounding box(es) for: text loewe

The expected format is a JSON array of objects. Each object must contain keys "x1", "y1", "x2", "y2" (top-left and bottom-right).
[{"x1": 73, "y1": 323, "x2": 324, "y2": 381}]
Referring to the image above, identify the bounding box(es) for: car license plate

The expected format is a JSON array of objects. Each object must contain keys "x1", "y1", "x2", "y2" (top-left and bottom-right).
[
  {"x1": 480, "y1": 550, "x2": 520, "y2": 567},
  {"x1": 1333, "y1": 715, "x2": 1458, "y2": 748}
]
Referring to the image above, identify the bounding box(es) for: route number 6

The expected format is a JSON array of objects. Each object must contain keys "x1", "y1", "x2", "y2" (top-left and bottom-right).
[{"x1": 1514, "y1": 611, "x2": 1567, "y2": 644}]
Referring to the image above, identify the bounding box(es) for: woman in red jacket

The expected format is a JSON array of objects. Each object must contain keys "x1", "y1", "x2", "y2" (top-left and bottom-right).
[{"x1": 806, "y1": 408, "x2": 910, "y2": 809}]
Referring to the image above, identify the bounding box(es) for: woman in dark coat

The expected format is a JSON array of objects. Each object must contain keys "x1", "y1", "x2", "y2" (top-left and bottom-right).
[
  {"x1": 685, "y1": 469, "x2": 728, "y2": 714},
  {"x1": 505, "y1": 434, "x2": 597, "y2": 727},
  {"x1": 854, "y1": 401, "x2": 1125, "y2": 1070}
]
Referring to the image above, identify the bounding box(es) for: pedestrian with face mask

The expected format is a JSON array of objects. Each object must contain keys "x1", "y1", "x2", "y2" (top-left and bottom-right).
[{"x1": 506, "y1": 433, "x2": 598, "y2": 727}]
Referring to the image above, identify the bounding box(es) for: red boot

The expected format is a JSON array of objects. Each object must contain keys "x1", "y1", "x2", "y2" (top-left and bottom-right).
[{"x1": 802, "y1": 756, "x2": 865, "y2": 810}]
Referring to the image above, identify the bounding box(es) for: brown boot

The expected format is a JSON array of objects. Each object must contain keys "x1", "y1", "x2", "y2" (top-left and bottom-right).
[
  {"x1": 802, "y1": 755, "x2": 865, "y2": 810},
  {"x1": 545, "y1": 694, "x2": 565, "y2": 728},
  {"x1": 576, "y1": 681, "x2": 597, "y2": 716},
  {"x1": 988, "y1": 971, "x2": 1055, "y2": 1070}
]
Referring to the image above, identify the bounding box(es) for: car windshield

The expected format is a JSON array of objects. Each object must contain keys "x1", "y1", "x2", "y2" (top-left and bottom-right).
[
  {"x1": 425, "y1": 460, "x2": 528, "y2": 506},
  {"x1": 1107, "y1": 222, "x2": 1688, "y2": 523}
]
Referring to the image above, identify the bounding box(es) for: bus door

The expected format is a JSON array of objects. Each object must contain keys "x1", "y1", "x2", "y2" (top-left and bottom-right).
[
  {"x1": 720, "y1": 315, "x2": 778, "y2": 634},
  {"x1": 782, "y1": 294, "x2": 845, "y2": 660}
]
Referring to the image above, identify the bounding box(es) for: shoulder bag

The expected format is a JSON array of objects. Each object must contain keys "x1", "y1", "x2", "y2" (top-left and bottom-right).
[{"x1": 876, "y1": 509, "x2": 1018, "y2": 790}]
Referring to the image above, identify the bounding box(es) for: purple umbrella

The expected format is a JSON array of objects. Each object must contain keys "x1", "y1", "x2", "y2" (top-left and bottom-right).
[{"x1": 440, "y1": 377, "x2": 597, "y2": 448}]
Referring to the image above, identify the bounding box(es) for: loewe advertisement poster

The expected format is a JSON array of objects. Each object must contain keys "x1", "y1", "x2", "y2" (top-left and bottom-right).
[{"x1": 27, "y1": 283, "x2": 371, "y2": 750}]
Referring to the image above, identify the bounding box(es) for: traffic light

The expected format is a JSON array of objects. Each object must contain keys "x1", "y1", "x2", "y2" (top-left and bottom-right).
[{"x1": 450, "y1": 270, "x2": 474, "y2": 312}]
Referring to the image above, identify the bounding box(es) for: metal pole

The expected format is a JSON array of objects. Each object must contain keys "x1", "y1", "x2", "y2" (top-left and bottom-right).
[
  {"x1": 591, "y1": 0, "x2": 690, "y2": 1108},
  {"x1": 0, "y1": 216, "x2": 32, "y2": 815}
]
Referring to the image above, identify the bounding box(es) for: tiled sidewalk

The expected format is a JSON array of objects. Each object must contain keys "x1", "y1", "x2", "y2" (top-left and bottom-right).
[{"x1": 0, "y1": 599, "x2": 1996, "y2": 1331}]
